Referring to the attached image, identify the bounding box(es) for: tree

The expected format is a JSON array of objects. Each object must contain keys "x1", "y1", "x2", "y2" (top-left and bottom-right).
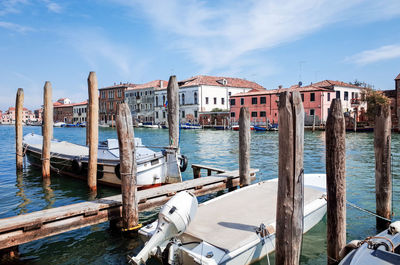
[{"x1": 361, "y1": 87, "x2": 390, "y2": 120}]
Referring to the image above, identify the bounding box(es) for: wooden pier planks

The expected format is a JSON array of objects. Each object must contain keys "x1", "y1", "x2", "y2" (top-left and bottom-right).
[{"x1": 0, "y1": 169, "x2": 258, "y2": 250}]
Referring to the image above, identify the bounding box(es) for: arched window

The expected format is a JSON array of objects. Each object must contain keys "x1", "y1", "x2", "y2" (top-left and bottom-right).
[
  {"x1": 182, "y1": 94, "x2": 185, "y2": 105},
  {"x1": 156, "y1": 96, "x2": 159, "y2": 107},
  {"x1": 163, "y1": 95, "x2": 166, "y2": 105},
  {"x1": 194, "y1": 92, "x2": 198, "y2": 104}
]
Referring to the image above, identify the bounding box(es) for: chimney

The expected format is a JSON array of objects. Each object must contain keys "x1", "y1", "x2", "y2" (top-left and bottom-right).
[
  {"x1": 160, "y1": 80, "x2": 164, "y2": 89},
  {"x1": 120, "y1": 82, "x2": 122, "y2": 85},
  {"x1": 278, "y1": 85, "x2": 282, "y2": 89}
]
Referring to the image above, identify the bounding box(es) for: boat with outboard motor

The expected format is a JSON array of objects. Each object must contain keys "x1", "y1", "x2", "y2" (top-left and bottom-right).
[
  {"x1": 22, "y1": 133, "x2": 188, "y2": 189},
  {"x1": 130, "y1": 173, "x2": 327, "y2": 265},
  {"x1": 339, "y1": 221, "x2": 400, "y2": 265}
]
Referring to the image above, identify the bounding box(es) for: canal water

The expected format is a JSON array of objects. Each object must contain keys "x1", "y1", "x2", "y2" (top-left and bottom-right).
[{"x1": 0, "y1": 125, "x2": 399, "y2": 264}]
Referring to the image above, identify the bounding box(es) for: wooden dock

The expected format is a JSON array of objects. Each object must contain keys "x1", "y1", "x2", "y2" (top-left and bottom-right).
[{"x1": 0, "y1": 168, "x2": 258, "y2": 250}]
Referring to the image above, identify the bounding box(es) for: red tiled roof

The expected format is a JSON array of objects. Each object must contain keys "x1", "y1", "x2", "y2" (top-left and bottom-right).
[
  {"x1": 126, "y1": 80, "x2": 168, "y2": 91},
  {"x1": 311, "y1": 80, "x2": 361, "y2": 89},
  {"x1": 231, "y1": 83, "x2": 333, "y2": 97},
  {"x1": 178, "y1": 75, "x2": 265, "y2": 90},
  {"x1": 99, "y1": 83, "x2": 137, "y2": 90},
  {"x1": 72, "y1": 101, "x2": 88, "y2": 106},
  {"x1": 395, "y1": 73, "x2": 400, "y2": 80}
]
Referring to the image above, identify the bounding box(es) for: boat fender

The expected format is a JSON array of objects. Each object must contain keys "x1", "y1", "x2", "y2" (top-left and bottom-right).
[
  {"x1": 389, "y1": 221, "x2": 400, "y2": 235},
  {"x1": 179, "y1": 155, "x2": 188, "y2": 172},
  {"x1": 71, "y1": 159, "x2": 82, "y2": 173},
  {"x1": 339, "y1": 240, "x2": 362, "y2": 260},
  {"x1": 115, "y1": 164, "x2": 121, "y2": 179}
]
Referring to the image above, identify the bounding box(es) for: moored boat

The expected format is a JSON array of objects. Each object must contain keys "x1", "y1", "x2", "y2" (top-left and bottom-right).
[
  {"x1": 131, "y1": 174, "x2": 327, "y2": 265},
  {"x1": 253, "y1": 125, "x2": 267, "y2": 131},
  {"x1": 22, "y1": 133, "x2": 188, "y2": 189},
  {"x1": 339, "y1": 221, "x2": 400, "y2": 265},
  {"x1": 180, "y1": 123, "x2": 202, "y2": 129}
]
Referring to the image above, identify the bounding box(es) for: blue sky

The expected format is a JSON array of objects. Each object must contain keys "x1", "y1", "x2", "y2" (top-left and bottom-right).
[{"x1": 1, "y1": 0, "x2": 400, "y2": 110}]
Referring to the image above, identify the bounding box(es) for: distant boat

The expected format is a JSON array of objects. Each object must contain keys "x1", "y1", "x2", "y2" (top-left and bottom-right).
[
  {"x1": 268, "y1": 123, "x2": 278, "y2": 131},
  {"x1": 23, "y1": 133, "x2": 188, "y2": 189},
  {"x1": 232, "y1": 125, "x2": 254, "y2": 131},
  {"x1": 339, "y1": 221, "x2": 400, "y2": 264},
  {"x1": 180, "y1": 123, "x2": 201, "y2": 129},
  {"x1": 141, "y1": 122, "x2": 160, "y2": 129},
  {"x1": 254, "y1": 125, "x2": 267, "y2": 131},
  {"x1": 53, "y1": 122, "x2": 66, "y2": 127},
  {"x1": 132, "y1": 174, "x2": 327, "y2": 265}
]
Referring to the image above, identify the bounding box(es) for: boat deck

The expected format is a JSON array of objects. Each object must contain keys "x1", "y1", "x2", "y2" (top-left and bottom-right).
[{"x1": 184, "y1": 178, "x2": 325, "y2": 252}]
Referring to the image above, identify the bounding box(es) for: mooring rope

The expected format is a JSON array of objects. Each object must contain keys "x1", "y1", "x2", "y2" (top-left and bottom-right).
[{"x1": 346, "y1": 200, "x2": 392, "y2": 222}]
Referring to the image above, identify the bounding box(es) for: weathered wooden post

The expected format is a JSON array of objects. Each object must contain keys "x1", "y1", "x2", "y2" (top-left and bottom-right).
[
  {"x1": 87, "y1": 72, "x2": 99, "y2": 192},
  {"x1": 353, "y1": 111, "x2": 357, "y2": 132},
  {"x1": 15, "y1": 88, "x2": 24, "y2": 171},
  {"x1": 326, "y1": 99, "x2": 346, "y2": 265},
  {"x1": 239, "y1": 107, "x2": 251, "y2": 187},
  {"x1": 374, "y1": 104, "x2": 392, "y2": 229},
  {"x1": 312, "y1": 114, "x2": 316, "y2": 132},
  {"x1": 193, "y1": 167, "x2": 201, "y2": 179},
  {"x1": 116, "y1": 103, "x2": 139, "y2": 232},
  {"x1": 86, "y1": 105, "x2": 89, "y2": 146},
  {"x1": 42, "y1": 82, "x2": 53, "y2": 178},
  {"x1": 167, "y1": 75, "x2": 179, "y2": 149},
  {"x1": 275, "y1": 91, "x2": 304, "y2": 265}
]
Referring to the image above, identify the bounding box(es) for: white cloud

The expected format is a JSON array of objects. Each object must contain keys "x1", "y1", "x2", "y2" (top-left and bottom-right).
[
  {"x1": 111, "y1": 0, "x2": 400, "y2": 73},
  {"x1": 346, "y1": 44, "x2": 400, "y2": 65},
  {"x1": 0, "y1": 21, "x2": 33, "y2": 32},
  {"x1": 42, "y1": 0, "x2": 62, "y2": 13},
  {"x1": 0, "y1": 0, "x2": 29, "y2": 16}
]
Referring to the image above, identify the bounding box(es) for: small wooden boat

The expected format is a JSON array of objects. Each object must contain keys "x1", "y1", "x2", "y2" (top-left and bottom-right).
[
  {"x1": 339, "y1": 221, "x2": 400, "y2": 265},
  {"x1": 133, "y1": 174, "x2": 327, "y2": 264},
  {"x1": 253, "y1": 125, "x2": 267, "y2": 131},
  {"x1": 22, "y1": 133, "x2": 188, "y2": 189}
]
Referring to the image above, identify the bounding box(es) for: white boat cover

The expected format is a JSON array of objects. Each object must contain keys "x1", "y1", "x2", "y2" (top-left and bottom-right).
[{"x1": 184, "y1": 181, "x2": 324, "y2": 253}]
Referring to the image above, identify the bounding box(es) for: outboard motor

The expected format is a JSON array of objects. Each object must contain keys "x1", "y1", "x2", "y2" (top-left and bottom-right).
[{"x1": 129, "y1": 191, "x2": 198, "y2": 265}]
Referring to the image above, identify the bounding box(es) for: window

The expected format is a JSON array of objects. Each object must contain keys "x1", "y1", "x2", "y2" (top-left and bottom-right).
[
  {"x1": 145, "y1": 91, "x2": 147, "y2": 95},
  {"x1": 214, "y1": 97, "x2": 217, "y2": 104},
  {"x1": 156, "y1": 96, "x2": 159, "y2": 106},
  {"x1": 251, "y1": 112, "x2": 257, "y2": 117},
  {"x1": 221, "y1": 98, "x2": 225, "y2": 105},
  {"x1": 252, "y1": 97, "x2": 257, "y2": 104},
  {"x1": 194, "y1": 92, "x2": 198, "y2": 104},
  {"x1": 182, "y1": 111, "x2": 185, "y2": 118},
  {"x1": 301, "y1": 94, "x2": 304, "y2": 102},
  {"x1": 310, "y1": 93, "x2": 315, "y2": 102},
  {"x1": 351, "y1": 92, "x2": 355, "y2": 99},
  {"x1": 344, "y1": 91, "x2": 349, "y2": 101},
  {"x1": 230, "y1": 99, "x2": 236, "y2": 105},
  {"x1": 336, "y1": 91, "x2": 340, "y2": 99},
  {"x1": 310, "y1": 109, "x2": 315, "y2": 116},
  {"x1": 260, "y1": 111, "x2": 266, "y2": 117},
  {"x1": 260, "y1": 97, "x2": 266, "y2": 104},
  {"x1": 163, "y1": 95, "x2": 166, "y2": 105},
  {"x1": 117, "y1": 89, "x2": 122, "y2": 98},
  {"x1": 182, "y1": 94, "x2": 185, "y2": 105},
  {"x1": 194, "y1": 110, "x2": 198, "y2": 118},
  {"x1": 240, "y1": 98, "x2": 244, "y2": 105},
  {"x1": 163, "y1": 112, "x2": 166, "y2": 118},
  {"x1": 206, "y1": 97, "x2": 209, "y2": 104},
  {"x1": 327, "y1": 93, "x2": 331, "y2": 101},
  {"x1": 231, "y1": 112, "x2": 235, "y2": 117},
  {"x1": 228, "y1": 92, "x2": 231, "y2": 96},
  {"x1": 156, "y1": 112, "x2": 159, "y2": 118}
]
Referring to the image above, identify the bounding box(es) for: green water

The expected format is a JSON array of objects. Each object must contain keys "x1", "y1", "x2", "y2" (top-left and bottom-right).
[{"x1": 0, "y1": 125, "x2": 399, "y2": 264}]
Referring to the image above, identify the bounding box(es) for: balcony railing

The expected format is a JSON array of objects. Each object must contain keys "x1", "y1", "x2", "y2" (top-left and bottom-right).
[{"x1": 351, "y1": 98, "x2": 360, "y2": 106}]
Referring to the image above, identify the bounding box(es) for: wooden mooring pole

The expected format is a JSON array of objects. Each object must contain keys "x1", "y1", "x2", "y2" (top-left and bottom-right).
[
  {"x1": 116, "y1": 103, "x2": 139, "y2": 232},
  {"x1": 88, "y1": 72, "x2": 99, "y2": 192},
  {"x1": 86, "y1": 103, "x2": 89, "y2": 146},
  {"x1": 239, "y1": 107, "x2": 251, "y2": 187},
  {"x1": 275, "y1": 91, "x2": 304, "y2": 265},
  {"x1": 374, "y1": 104, "x2": 392, "y2": 230},
  {"x1": 326, "y1": 99, "x2": 346, "y2": 265},
  {"x1": 167, "y1": 75, "x2": 179, "y2": 149},
  {"x1": 15, "y1": 88, "x2": 24, "y2": 171},
  {"x1": 42, "y1": 82, "x2": 53, "y2": 178}
]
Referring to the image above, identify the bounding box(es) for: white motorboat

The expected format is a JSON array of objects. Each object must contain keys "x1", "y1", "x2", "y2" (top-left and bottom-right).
[
  {"x1": 22, "y1": 133, "x2": 188, "y2": 189},
  {"x1": 131, "y1": 174, "x2": 327, "y2": 264},
  {"x1": 53, "y1": 122, "x2": 66, "y2": 127}
]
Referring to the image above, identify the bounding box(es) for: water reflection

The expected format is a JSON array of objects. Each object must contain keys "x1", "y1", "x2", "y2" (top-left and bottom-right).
[
  {"x1": 42, "y1": 178, "x2": 54, "y2": 209},
  {"x1": 15, "y1": 170, "x2": 31, "y2": 215}
]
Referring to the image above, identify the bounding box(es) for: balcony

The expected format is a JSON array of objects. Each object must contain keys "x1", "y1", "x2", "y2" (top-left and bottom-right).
[{"x1": 351, "y1": 98, "x2": 360, "y2": 106}]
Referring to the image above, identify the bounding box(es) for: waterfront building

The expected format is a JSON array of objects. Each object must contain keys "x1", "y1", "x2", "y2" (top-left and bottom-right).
[
  {"x1": 383, "y1": 73, "x2": 400, "y2": 130},
  {"x1": 54, "y1": 99, "x2": 73, "y2": 123},
  {"x1": 154, "y1": 75, "x2": 264, "y2": 124},
  {"x1": 125, "y1": 80, "x2": 167, "y2": 123},
  {"x1": 99, "y1": 82, "x2": 136, "y2": 125},
  {"x1": 72, "y1": 101, "x2": 88, "y2": 124},
  {"x1": 0, "y1": 107, "x2": 36, "y2": 124},
  {"x1": 34, "y1": 108, "x2": 43, "y2": 123},
  {"x1": 230, "y1": 80, "x2": 366, "y2": 125}
]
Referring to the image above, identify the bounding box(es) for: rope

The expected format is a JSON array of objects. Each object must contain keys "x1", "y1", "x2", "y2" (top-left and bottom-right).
[
  {"x1": 121, "y1": 223, "x2": 143, "y2": 232},
  {"x1": 346, "y1": 200, "x2": 392, "y2": 222},
  {"x1": 356, "y1": 236, "x2": 395, "y2": 252}
]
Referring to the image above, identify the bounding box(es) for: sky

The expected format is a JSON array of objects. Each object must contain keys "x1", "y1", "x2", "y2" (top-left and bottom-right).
[{"x1": 1, "y1": 0, "x2": 400, "y2": 111}]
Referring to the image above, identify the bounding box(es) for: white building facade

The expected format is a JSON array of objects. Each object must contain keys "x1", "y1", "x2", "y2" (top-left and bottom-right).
[
  {"x1": 154, "y1": 75, "x2": 264, "y2": 124},
  {"x1": 72, "y1": 101, "x2": 88, "y2": 124}
]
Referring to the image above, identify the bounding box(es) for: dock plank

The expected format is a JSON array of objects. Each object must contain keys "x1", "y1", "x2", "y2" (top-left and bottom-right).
[{"x1": 0, "y1": 169, "x2": 258, "y2": 249}]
